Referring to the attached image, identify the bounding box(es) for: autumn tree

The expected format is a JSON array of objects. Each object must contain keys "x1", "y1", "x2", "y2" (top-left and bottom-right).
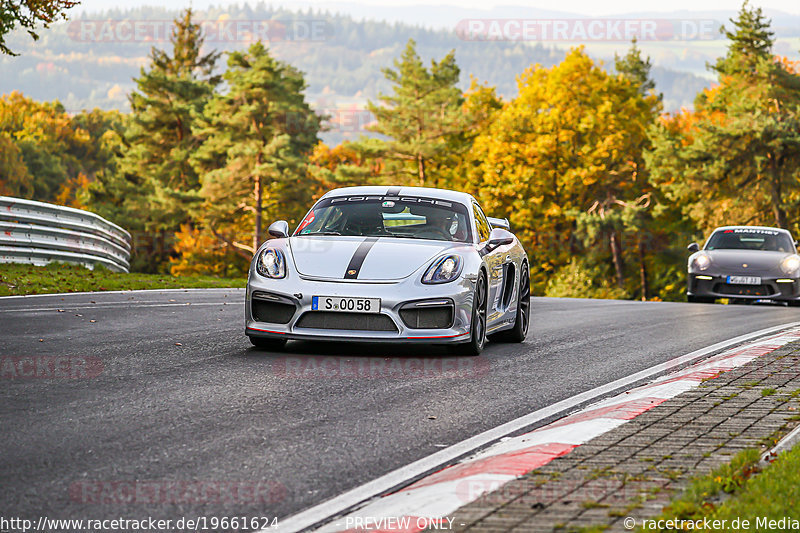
[
  {"x1": 447, "y1": 78, "x2": 504, "y2": 192},
  {"x1": 0, "y1": 92, "x2": 120, "y2": 207},
  {"x1": 464, "y1": 48, "x2": 660, "y2": 296},
  {"x1": 0, "y1": 130, "x2": 31, "y2": 196},
  {"x1": 575, "y1": 40, "x2": 662, "y2": 299},
  {"x1": 307, "y1": 142, "x2": 385, "y2": 194},
  {"x1": 1, "y1": 0, "x2": 78, "y2": 55},
  {"x1": 574, "y1": 42, "x2": 662, "y2": 295}
]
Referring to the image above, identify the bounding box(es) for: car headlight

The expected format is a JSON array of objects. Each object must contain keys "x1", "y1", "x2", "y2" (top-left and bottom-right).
[
  {"x1": 422, "y1": 255, "x2": 463, "y2": 284},
  {"x1": 256, "y1": 248, "x2": 286, "y2": 279},
  {"x1": 781, "y1": 255, "x2": 800, "y2": 275},
  {"x1": 692, "y1": 253, "x2": 711, "y2": 271}
]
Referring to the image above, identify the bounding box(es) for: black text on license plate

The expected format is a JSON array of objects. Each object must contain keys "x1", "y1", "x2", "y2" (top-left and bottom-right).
[
  {"x1": 726, "y1": 276, "x2": 761, "y2": 285},
  {"x1": 312, "y1": 296, "x2": 380, "y2": 313}
]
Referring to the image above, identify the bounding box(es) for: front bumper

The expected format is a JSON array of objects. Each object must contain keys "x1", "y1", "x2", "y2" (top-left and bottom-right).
[
  {"x1": 687, "y1": 273, "x2": 800, "y2": 301},
  {"x1": 245, "y1": 273, "x2": 475, "y2": 344}
]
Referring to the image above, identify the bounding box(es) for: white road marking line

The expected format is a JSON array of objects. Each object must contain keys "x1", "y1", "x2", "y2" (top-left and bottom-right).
[
  {"x1": 0, "y1": 287, "x2": 244, "y2": 300},
  {"x1": 269, "y1": 321, "x2": 800, "y2": 533},
  {"x1": 0, "y1": 302, "x2": 232, "y2": 313}
]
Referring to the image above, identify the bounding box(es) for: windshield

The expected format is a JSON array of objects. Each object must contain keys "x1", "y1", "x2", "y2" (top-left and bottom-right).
[
  {"x1": 706, "y1": 229, "x2": 795, "y2": 252},
  {"x1": 294, "y1": 196, "x2": 473, "y2": 243}
]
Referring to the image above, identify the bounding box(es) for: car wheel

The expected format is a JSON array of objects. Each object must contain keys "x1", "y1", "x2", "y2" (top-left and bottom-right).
[
  {"x1": 248, "y1": 336, "x2": 287, "y2": 350},
  {"x1": 490, "y1": 263, "x2": 530, "y2": 343},
  {"x1": 687, "y1": 295, "x2": 715, "y2": 304},
  {"x1": 450, "y1": 271, "x2": 487, "y2": 356}
]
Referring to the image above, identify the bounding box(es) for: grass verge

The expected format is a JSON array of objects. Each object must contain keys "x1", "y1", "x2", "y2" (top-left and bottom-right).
[
  {"x1": 0, "y1": 263, "x2": 246, "y2": 296},
  {"x1": 644, "y1": 445, "x2": 800, "y2": 531}
]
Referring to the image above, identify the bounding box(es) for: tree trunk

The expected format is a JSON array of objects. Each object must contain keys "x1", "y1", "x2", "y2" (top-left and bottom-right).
[
  {"x1": 253, "y1": 175, "x2": 263, "y2": 252},
  {"x1": 769, "y1": 154, "x2": 789, "y2": 229},
  {"x1": 417, "y1": 153, "x2": 425, "y2": 187},
  {"x1": 638, "y1": 235, "x2": 648, "y2": 302},
  {"x1": 769, "y1": 168, "x2": 787, "y2": 229},
  {"x1": 610, "y1": 231, "x2": 624, "y2": 289}
]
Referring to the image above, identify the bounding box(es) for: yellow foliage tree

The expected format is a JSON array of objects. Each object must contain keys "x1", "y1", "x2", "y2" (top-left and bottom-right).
[
  {"x1": 169, "y1": 224, "x2": 248, "y2": 277},
  {"x1": 464, "y1": 48, "x2": 660, "y2": 294}
]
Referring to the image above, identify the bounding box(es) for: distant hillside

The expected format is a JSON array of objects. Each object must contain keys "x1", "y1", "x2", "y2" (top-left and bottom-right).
[
  {"x1": 70, "y1": 2, "x2": 800, "y2": 36},
  {"x1": 0, "y1": 4, "x2": 712, "y2": 144}
]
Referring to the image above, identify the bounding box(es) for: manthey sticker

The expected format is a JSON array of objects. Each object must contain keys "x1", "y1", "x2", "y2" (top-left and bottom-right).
[{"x1": 297, "y1": 211, "x2": 316, "y2": 233}]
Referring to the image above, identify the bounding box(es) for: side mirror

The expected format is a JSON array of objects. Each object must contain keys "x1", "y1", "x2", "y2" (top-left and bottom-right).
[
  {"x1": 268, "y1": 220, "x2": 289, "y2": 239},
  {"x1": 485, "y1": 228, "x2": 514, "y2": 251},
  {"x1": 687, "y1": 242, "x2": 700, "y2": 253},
  {"x1": 487, "y1": 217, "x2": 510, "y2": 230}
]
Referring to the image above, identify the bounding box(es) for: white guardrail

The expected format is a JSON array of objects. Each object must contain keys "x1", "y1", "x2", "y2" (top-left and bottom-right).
[{"x1": 0, "y1": 196, "x2": 131, "y2": 273}]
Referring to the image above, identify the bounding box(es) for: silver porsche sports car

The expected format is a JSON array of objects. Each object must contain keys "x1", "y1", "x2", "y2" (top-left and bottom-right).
[
  {"x1": 245, "y1": 186, "x2": 530, "y2": 355},
  {"x1": 687, "y1": 226, "x2": 800, "y2": 305}
]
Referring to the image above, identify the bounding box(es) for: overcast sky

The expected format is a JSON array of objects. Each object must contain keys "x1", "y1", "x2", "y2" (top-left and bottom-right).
[
  {"x1": 75, "y1": 0, "x2": 800, "y2": 16},
  {"x1": 304, "y1": 0, "x2": 796, "y2": 14}
]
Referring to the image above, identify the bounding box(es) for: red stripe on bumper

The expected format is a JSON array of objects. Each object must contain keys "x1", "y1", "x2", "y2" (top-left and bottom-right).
[
  {"x1": 247, "y1": 327, "x2": 286, "y2": 335},
  {"x1": 406, "y1": 333, "x2": 468, "y2": 339}
]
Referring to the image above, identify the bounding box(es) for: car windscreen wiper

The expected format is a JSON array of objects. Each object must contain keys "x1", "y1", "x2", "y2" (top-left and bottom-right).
[
  {"x1": 298, "y1": 231, "x2": 342, "y2": 236},
  {"x1": 385, "y1": 233, "x2": 425, "y2": 239}
]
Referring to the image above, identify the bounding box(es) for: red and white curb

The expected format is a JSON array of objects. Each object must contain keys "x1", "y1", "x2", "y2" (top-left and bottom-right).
[{"x1": 313, "y1": 327, "x2": 800, "y2": 533}]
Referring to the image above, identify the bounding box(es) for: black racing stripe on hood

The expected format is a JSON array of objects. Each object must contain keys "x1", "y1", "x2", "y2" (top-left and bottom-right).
[
  {"x1": 344, "y1": 237, "x2": 379, "y2": 279},
  {"x1": 386, "y1": 187, "x2": 401, "y2": 196}
]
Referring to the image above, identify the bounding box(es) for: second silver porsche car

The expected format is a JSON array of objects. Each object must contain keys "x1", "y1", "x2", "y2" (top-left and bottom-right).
[
  {"x1": 687, "y1": 226, "x2": 800, "y2": 305},
  {"x1": 245, "y1": 186, "x2": 530, "y2": 355}
]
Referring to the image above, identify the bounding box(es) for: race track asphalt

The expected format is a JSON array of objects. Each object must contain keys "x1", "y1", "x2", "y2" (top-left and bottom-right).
[{"x1": 1, "y1": 289, "x2": 798, "y2": 525}]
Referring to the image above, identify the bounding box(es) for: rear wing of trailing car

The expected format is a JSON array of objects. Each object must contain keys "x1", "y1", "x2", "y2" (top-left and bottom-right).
[{"x1": 488, "y1": 217, "x2": 511, "y2": 231}]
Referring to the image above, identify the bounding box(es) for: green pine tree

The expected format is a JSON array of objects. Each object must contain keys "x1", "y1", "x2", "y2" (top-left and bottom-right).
[
  {"x1": 116, "y1": 8, "x2": 220, "y2": 233},
  {"x1": 615, "y1": 38, "x2": 659, "y2": 99},
  {"x1": 648, "y1": 2, "x2": 800, "y2": 233},
  {"x1": 359, "y1": 39, "x2": 467, "y2": 187},
  {"x1": 192, "y1": 42, "x2": 321, "y2": 256},
  {"x1": 713, "y1": 1, "x2": 775, "y2": 77}
]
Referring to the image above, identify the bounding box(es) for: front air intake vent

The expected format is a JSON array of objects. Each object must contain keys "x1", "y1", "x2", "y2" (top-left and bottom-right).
[
  {"x1": 295, "y1": 312, "x2": 398, "y2": 332},
  {"x1": 399, "y1": 306, "x2": 454, "y2": 329},
  {"x1": 251, "y1": 294, "x2": 296, "y2": 324},
  {"x1": 714, "y1": 284, "x2": 774, "y2": 297}
]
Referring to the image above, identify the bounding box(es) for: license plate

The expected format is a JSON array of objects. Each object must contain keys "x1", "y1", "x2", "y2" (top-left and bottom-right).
[
  {"x1": 312, "y1": 296, "x2": 380, "y2": 313},
  {"x1": 726, "y1": 276, "x2": 761, "y2": 285}
]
